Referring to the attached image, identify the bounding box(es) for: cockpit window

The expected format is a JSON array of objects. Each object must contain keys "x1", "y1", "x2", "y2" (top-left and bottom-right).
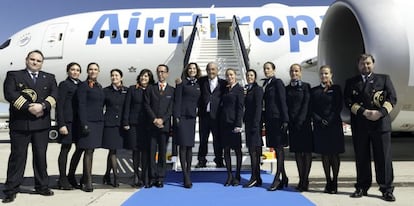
[{"x1": 0, "y1": 39, "x2": 11, "y2": 49}]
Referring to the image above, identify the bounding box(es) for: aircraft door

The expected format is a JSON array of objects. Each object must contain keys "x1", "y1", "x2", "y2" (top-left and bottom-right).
[
  {"x1": 41, "y1": 23, "x2": 67, "y2": 59},
  {"x1": 217, "y1": 22, "x2": 232, "y2": 40}
]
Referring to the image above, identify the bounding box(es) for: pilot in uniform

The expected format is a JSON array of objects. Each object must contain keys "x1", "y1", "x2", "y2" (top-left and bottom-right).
[
  {"x1": 2, "y1": 50, "x2": 57, "y2": 203},
  {"x1": 344, "y1": 54, "x2": 397, "y2": 202},
  {"x1": 145, "y1": 64, "x2": 174, "y2": 188}
]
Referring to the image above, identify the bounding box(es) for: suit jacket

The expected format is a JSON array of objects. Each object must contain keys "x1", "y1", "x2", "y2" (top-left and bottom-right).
[
  {"x1": 173, "y1": 78, "x2": 201, "y2": 119},
  {"x1": 243, "y1": 82, "x2": 263, "y2": 130},
  {"x1": 198, "y1": 76, "x2": 227, "y2": 119},
  {"x1": 122, "y1": 85, "x2": 147, "y2": 126},
  {"x1": 144, "y1": 82, "x2": 174, "y2": 132},
  {"x1": 344, "y1": 73, "x2": 397, "y2": 132},
  {"x1": 311, "y1": 84, "x2": 343, "y2": 126},
  {"x1": 3, "y1": 69, "x2": 57, "y2": 131},
  {"x1": 56, "y1": 77, "x2": 81, "y2": 128},
  {"x1": 103, "y1": 85, "x2": 128, "y2": 127},
  {"x1": 286, "y1": 81, "x2": 311, "y2": 127},
  {"x1": 263, "y1": 77, "x2": 289, "y2": 123},
  {"x1": 77, "y1": 80, "x2": 105, "y2": 126},
  {"x1": 220, "y1": 83, "x2": 244, "y2": 127}
]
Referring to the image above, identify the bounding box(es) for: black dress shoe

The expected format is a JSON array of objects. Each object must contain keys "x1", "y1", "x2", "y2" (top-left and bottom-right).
[
  {"x1": 243, "y1": 179, "x2": 258, "y2": 188},
  {"x1": 155, "y1": 181, "x2": 164, "y2": 188},
  {"x1": 267, "y1": 179, "x2": 280, "y2": 191},
  {"x1": 224, "y1": 177, "x2": 233, "y2": 187},
  {"x1": 145, "y1": 180, "x2": 156, "y2": 188},
  {"x1": 35, "y1": 188, "x2": 54, "y2": 196},
  {"x1": 2, "y1": 193, "x2": 16, "y2": 203},
  {"x1": 382, "y1": 192, "x2": 396, "y2": 202},
  {"x1": 57, "y1": 178, "x2": 73, "y2": 190},
  {"x1": 214, "y1": 160, "x2": 225, "y2": 168},
  {"x1": 350, "y1": 189, "x2": 368, "y2": 198},
  {"x1": 195, "y1": 161, "x2": 207, "y2": 168},
  {"x1": 68, "y1": 175, "x2": 81, "y2": 189}
]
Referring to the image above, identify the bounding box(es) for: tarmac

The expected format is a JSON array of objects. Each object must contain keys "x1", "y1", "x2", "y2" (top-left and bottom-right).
[{"x1": 0, "y1": 130, "x2": 413, "y2": 206}]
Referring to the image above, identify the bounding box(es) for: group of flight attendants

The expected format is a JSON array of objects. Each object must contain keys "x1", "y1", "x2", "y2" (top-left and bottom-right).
[
  {"x1": 54, "y1": 60, "x2": 345, "y2": 193},
  {"x1": 2, "y1": 51, "x2": 396, "y2": 204}
]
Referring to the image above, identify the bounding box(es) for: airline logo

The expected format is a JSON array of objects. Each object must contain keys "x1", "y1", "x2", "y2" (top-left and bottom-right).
[{"x1": 86, "y1": 12, "x2": 323, "y2": 52}]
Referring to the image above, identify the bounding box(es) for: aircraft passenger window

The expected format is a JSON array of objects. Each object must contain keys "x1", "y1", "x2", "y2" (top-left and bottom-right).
[
  {"x1": 88, "y1": 31, "x2": 93, "y2": 39},
  {"x1": 291, "y1": 28, "x2": 297, "y2": 36},
  {"x1": 267, "y1": 28, "x2": 273, "y2": 36},
  {"x1": 0, "y1": 39, "x2": 11, "y2": 49},
  {"x1": 160, "y1": 30, "x2": 165, "y2": 38},
  {"x1": 255, "y1": 28, "x2": 260, "y2": 36},
  {"x1": 111, "y1": 30, "x2": 117, "y2": 38},
  {"x1": 136, "y1": 30, "x2": 141, "y2": 38},
  {"x1": 172, "y1": 29, "x2": 177, "y2": 37},
  {"x1": 279, "y1": 28, "x2": 285, "y2": 36},
  {"x1": 148, "y1": 30, "x2": 153, "y2": 38},
  {"x1": 303, "y1": 28, "x2": 308, "y2": 35},
  {"x1": 100, "y1": 31, "x2": 105, "y2": 38},
  {"x1": 123, "y1": 30, "x2": 129, "y2": 38},
  {"x1": 315, "y1": 27, "x2": 320, "y2": 35}
]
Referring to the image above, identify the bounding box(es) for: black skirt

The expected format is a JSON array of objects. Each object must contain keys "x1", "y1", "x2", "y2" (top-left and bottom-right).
[
  {"x1": 77, "y1": 121, "x2": 103, "y2": 149},
  {"x1": 265, "y1": 117, "x2": 288, "y2": 148},
  {"x1": 58, "y1": 121, "x2": 80, "y2": 145},
  {"x1": 174, "y1": 117, "x2": 196, "y2": 147},
  {"x1": 102, "y1": 126, "x2": 125, "y2": 149},
  {"x1": 124, "y1": 124, "x2": 150, "y2": 150},
  {"x1": 220, "y1": 123, "x2": 242, "y2": 149}
]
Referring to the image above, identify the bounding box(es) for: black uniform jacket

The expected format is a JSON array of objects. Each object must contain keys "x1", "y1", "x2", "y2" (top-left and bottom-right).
[
  {"x1": 173, "y1": 78, "x2": 201, "y2": 119},
  {"x1": 263, "y1": 76, "x2": 289, "y2": 123},
  {"x1": 103, "y1": 85, "x2": 128, "y2": 127},
  {"x1": 220, "y1": 83, "x2": 244, "y2": 127},
  {"x1": 344, "y1": 73, "x2": 397, "y2": 132},
  {"x1": 4, "y1": 69, "x2": 57, "y2": 131},
  {"x1": 56, "y1": 77, "x2": 80, "y2": 128},
  {"x1": 144, "y1": 83, "x2": 174, "y2": 132},
  {"x1": 122, "y1": 85, "x2": 147, "y2": 126},
  {"x1": 197, "y1": 76, "x2": 227, "y2": 119},
  {"x1": 243, "y1": 83, "x2": 263, "y2": 130},
  {"x1": 77, "y1": 81, "x2": 104, "y2": 126}
]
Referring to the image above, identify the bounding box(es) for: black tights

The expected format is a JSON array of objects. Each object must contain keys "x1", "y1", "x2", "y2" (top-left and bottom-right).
[
  {"x1": 224, "y1": 147, "x2": 242, "y2": 180},
  {"x1": 274, "y1": 147, "x2": 287, "y2": 180},
  {"x1": 322, "y1": 154, "x2": 340, "y2": 185},
  {"x1": 179, "y1": 146, "x2": 193, "y2": 184},
  {"x1": 105, "y1": 149, "x2": 118, "y2": 178},
  {"x1": 295, "y1": 152, "x2": 312, "y2": 186},
  {"x1": 58, "y1": 144, "x2": 72, "y2": 180},
  {"x1": 248, "y1": 146, "x2": 262, "y2": 181},
  {"x1": 82, "y1": 149, "x2": 94, "y2": 185}
]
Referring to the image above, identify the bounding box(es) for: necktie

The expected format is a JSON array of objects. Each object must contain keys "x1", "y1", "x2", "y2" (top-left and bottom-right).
[
  {"x1": 160, "y1": 83, "x2": 165, "y2": 93},
  {"x1": 31, "y1": 72, "x2": 37, "y2": 84}
]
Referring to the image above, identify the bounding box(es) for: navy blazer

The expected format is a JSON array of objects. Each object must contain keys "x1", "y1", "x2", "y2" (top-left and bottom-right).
[
  {"x1": 103, "y1": 85, "x2": 128, "y2": 127},
  {"x1": 263, "y1": 77, "x2": 289, "y2": 123},
  {"x1": 4, "y1": 69, "x2": 58, "y2": 131},
  {"x1": 144, "y1": 82, "x2": 174, "y2": 132},
  {"x1": 77, "y1": 81, "x2": 105, "y2": 126},
  {"x1": 243, "y1": 83, "x2": 263, "y2": 130},
  {"x1": 344, "y1": 73, "x2": 397, "y2": 132},
  {"x1": 220, "y1": 83, "x2": 244, "y2": 127},
  {"x1": 311, "y1": 85, "x2": 343, "y2": 126},
  {"x1": 198, "y1": 76, "x2": 227, "y2": 119},
  {"x1": 286, "y1": 81, "x2": 311, "y2": 127},
  {"x1": 122, "y1": 85, "x2": 147, "y2": 126},
  {"x1": 56, "y1": 77, "x2": 81, "y2": 128},
  {"x1": 173, "y1": 78, "x2": 201, "y2": 119}
]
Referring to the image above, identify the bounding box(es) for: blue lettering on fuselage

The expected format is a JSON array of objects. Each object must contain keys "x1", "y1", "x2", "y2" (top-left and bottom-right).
[{"x1": 86, "y1": 12, "x2": 322, "y2": 52}]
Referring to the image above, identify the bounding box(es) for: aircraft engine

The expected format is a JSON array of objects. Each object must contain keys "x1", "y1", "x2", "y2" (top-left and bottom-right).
[{"x1": 318, "y1": 0, "x2": 414, "y2": 124}]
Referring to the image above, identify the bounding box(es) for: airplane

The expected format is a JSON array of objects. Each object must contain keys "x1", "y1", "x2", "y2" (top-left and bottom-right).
[{"x1": 0, "y1": 0, "x2": 413, "y2": 133}]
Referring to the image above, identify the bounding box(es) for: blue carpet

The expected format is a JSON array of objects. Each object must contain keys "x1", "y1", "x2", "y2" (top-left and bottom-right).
[{"x1": 122, "y1": 171, "x2": 315, "y2": 206}]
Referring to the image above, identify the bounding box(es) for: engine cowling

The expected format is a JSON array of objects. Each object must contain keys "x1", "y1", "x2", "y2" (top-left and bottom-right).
[{"x1": 318, "y1": 0, "x2": 414, "y2": 129}]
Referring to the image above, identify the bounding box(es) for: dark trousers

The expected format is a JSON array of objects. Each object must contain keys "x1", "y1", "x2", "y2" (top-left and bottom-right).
[
  {"x1": 198, "y1": 114, "x2": 223, "y2": 163},
  {"x1": 149, "y1": 131, "x2": 168, "y2": 181},
  {"x1": 3, "y1": 129, "x2": 50, "y2": 195},
  {"x1": 352, "y1": 129, "x2": 394, "y2": 193}
]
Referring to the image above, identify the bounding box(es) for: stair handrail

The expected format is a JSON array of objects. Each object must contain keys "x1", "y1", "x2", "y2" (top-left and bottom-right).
[
  {"x1": 183, "y1": 16, "x2": 200, "y2": 67},
  {"x1": 232, "y1": 15, "x2": 249, "y2": 85}
]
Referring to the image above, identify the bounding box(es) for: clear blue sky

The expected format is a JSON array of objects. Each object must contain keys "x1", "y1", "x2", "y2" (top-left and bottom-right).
[{"x1": 0, "y1": 0, "x2": 334, "y2": 42}]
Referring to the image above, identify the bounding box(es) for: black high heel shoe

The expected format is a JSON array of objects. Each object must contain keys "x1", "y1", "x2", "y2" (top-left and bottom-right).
[
  {"x1": 103, "y1": 174, "x2": 112, "y2": 186},
  {"x1": 278, "y1": 177, "x2": 289, "y2": 189},
  {"x1": 224, "y1": 176, "x2": 233, "y2": 187},
  {"x1": 329, "y1": 181, "x2": 337, "y2": 194},
  {"x1": 68, "y1": 174, "x2": 81, "y2": 189},
  {"x1": 243, "y1": 179, "x2": 258, "y2": 188},
  {"x1": 57, "y1": 177, "x2": 73, "y2": 190},
  {"x1": 267, "y1": 178, "x2": 281, "y2": 191},
  {"x1": 81, "y1": 178, "x2": 93, "y2": 192},
  {"x1": 113, "y1": 175, "x2": 119, "y2": 188},
  {"x1": 324, "y1": 180, "x2": 332, "y2": 193}
]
